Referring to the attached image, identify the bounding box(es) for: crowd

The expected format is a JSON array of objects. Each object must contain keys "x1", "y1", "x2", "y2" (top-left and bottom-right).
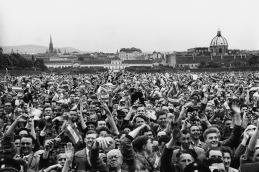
[{"x1": 0, "y1": 71, "x2": 259, "y2": 172}]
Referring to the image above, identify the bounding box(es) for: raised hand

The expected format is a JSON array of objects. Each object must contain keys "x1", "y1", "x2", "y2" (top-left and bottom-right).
[
  {"x1": 65, "y1": 142, "x2": 74, "y2": 161},
  {"x1": 96, "y1": 137, "x2": 110, "y2": 150},
  {"x1": 16, "y1": 114, "x2": 29, "y2": 122},
  {"x1": 231, "y1": 102, "x2": 241, "y2": 114}
]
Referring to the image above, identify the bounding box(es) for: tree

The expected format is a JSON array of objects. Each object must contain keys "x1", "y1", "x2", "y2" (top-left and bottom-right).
[
  {"x1": 78, "y1": 56, "x2": 84, "y2": 61},
  {"x1": 247, "y1": 55, "x2": 259, "y2": 66},
  {"x1": 34, "y1": 58, "x2": 48, "y2": 71},
  {"x1": 198, "y1": 61, "x2": 206, "y2": 68}
]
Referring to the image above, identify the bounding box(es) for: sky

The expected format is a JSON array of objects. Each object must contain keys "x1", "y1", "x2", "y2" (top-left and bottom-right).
[{"x1": 0, "y1": 0, "x2": 258, "y2": 53}]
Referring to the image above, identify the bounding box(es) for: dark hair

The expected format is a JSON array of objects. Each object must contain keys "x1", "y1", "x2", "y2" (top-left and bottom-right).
[
  {"x1": 156, "y1": 111, "x2": 167, "y2": 119},
  {"x1": 181, "y1": 129, "x2": 190, "y2": 136},
  {"x1": 158, "y1": 135, "x2": 170, "y2": 145},
  {"x1": 204, "y1": 157, "x2": 224, "y2": 167},
  {"x1": 133, "y1": 135, "x2": 150, "y2": 152},
  {"x1": 14, "y1": 135, "x2": 22, "y2": 141},
  {"x1": 97, "y1": 126, "x2": 111, "y2": 135},
  {"x1": 133, "y1": 114, "x2": 148, "y2": 123},
  {"x1": 221, "y1": 146, "x2": 233, "y2": 159},
  {"x1": 2, "y1": 123, "x2": 10, "y2": 133},
  {"x1": 21, "y1": 134, "x2": 36, "y2": 144},
  {"x1": 176, "y1": 149, "x2": 195, "y2": 162},
  {"x1": 205, "y1": 147, "x2": 223, "y2": 158},
  {"x1": 43, "y1": 106, "x2": 52, "y2": 112},
  {"x1": 84, "y1": 130, "x2": 97, "y2": 139}
]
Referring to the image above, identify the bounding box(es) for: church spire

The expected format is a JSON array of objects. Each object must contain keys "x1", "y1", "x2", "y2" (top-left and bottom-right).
[{"x1": 49, "y1": 34, "x2": 54, "y2": 53}]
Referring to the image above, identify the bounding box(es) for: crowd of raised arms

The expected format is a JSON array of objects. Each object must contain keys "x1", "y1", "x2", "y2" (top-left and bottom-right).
[{"x1": 1, "y1": 71, "x2": 259, "y2": 172}]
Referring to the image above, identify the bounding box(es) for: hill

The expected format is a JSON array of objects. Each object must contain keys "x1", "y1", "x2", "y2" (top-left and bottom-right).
[{"x1": 1, "y1": 45, "x2": 81, "y2": 54}]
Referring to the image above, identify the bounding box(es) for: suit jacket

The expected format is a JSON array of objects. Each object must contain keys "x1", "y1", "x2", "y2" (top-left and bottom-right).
[{"x1": 74, "y1": 148, "x2": 92, "y2": 172}]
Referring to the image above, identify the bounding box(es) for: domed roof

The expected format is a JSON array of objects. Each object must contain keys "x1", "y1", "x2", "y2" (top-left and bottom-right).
[{"x1": 210, "y1": 30, "x2": 228, "y2": 47}]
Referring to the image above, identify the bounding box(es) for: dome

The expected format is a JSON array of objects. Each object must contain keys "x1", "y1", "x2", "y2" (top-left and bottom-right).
[{"x1": 210, "y1": 30, "x2": 228, "y2": 47}]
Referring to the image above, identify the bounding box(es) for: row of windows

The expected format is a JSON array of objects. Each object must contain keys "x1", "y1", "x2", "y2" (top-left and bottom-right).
[{"x1": 178, "y1": 64, "x2": 198, "y2": 67}]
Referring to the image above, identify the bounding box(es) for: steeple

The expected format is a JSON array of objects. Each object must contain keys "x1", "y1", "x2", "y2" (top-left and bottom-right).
[{"x1": 49, "y1": 34, "x2": 54, "y2": 53}]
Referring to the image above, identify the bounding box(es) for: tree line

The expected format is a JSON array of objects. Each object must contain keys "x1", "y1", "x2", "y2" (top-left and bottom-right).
[{"x1": 0, "y1": 47, "x2": 48, "y2": 71}]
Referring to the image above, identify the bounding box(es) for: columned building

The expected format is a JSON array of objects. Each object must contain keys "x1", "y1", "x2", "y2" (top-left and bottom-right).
[{"x1": 210, "y1": 30, "x2": 228, "y2": 56}]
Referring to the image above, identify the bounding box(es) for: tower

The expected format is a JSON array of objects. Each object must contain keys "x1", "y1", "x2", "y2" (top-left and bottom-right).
[{"x1": 49, "y1": 35, "x2": 54, "y2": 53}]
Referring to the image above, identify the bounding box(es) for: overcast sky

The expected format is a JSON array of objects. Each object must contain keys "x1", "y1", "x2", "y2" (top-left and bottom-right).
[{"x1": 0, "y1": 0, "x2": 258, "y2": 53}]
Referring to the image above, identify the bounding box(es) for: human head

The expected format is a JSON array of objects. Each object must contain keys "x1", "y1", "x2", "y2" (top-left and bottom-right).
[
  {"x1": 97, "y1": 126, "x2": 111, "y2": 138},
  {"x1": 56, "y1": 153, "x2": 66, "y2": 167},
  {"x1": 203, "y1": 128, "x2": 219, "y2": 149},
  {"x1": 44, "y1": 106, "x2": 53, "y2": 117},
  {"x1": 137, "y1": 106, "x2": 146, "y2": 116},
  {"x1": 14, "y1": 135, "x2": 22, "y2": 152},
  {"x1": 69, "y1": 110, "x2": 78, "y2": 122},
  {"x1": 133, "y1": 135, "x2": 153, "y2": 155},
  {"x1": 189, "y1": 125, "x2": 201, "y2": 140},
  {"x1": 221, "y1": 147, "x2": 233, "y2": 168},
  {"x1": 97, "y1": 120, "x2": 107, "y2": 128},
  {"x1": 4, "y1": 102, "x2": 12, "y2": 113},
  {"x1": 206, "y1": 147, "x2": 223, "y2": 160},
  {"x1": 156, "y1": 111, "x2": 167, "y2": 128},
  {"x1": 205, "y1": 158, "x2": 226, "y2": 172},
  {"x1": 107, "y1": 149, "x2": 123, "y2": 170},
  {"x1": 176, "y1": 150, "x2": 194, "y2": 172},
  {"x1": 134, "y1": 115, "x2": 147, "y2": 128},
  {"x1": 84, "y1": 130, "x2": 97, "y2": 148},
  {"x1": 20, "y1": 134, "x2": 35, "y2": 155},
  {"x1": 180, "y1": 130, "x2": 191, "y2": 149}
]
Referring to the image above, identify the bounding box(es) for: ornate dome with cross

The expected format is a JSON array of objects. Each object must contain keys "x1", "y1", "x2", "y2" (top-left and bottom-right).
[{"x1": 210, "y1": 30, "x2": 228, "y2": 56}]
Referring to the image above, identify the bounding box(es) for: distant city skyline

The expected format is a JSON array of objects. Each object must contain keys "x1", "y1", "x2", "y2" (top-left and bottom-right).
[{"x1": 0, "y1": 0, "x2": 259, "y2": 53}]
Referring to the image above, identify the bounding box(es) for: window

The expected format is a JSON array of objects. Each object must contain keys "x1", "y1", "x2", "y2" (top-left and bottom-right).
[{"x1": 219, "y1": 48, "x2": 222, "y2": 54}]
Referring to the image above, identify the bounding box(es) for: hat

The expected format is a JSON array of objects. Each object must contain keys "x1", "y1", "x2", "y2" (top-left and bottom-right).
[
  {"x1": 184, "y1": 162, "x2": 211, "y2": 172},
  {"x1": 121, "y1": 124, "x2": 133, "y2": 131},
  {"x1": 0, "y1": 156, "x2": 21, "y2": 172}
]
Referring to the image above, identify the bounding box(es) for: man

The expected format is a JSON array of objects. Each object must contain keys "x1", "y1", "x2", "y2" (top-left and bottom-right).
[
  {"x1": 205, "y1": 158, "x2": 226, "y2": 172},
  {"x1": 120, "y1": 124, "x2": 158, "y2": 172},
  {"x1": 90, "y1": 137, "x2": 124, "y2": 172},
  {"x1": 1, "y1": 114, "x2": 43, "y2": 172},
  {"x1": 74, "y1": 130, "x2": 97, "y2": 172},
  {"x1": 172, "y1": 130, "x2": 205, "y2": 163},
  {"x1": 0, "y1": 156, "x2": 21, "y2": 172},
  {"x1": 151, "y1": 111, "x2": 167, "y2": 135},
  {"x1": 161, "y1": 126, "x2": 195, "y2": 172},
  {"x1": 189, "y1": 125, "x2": 206, "y2": 148}
]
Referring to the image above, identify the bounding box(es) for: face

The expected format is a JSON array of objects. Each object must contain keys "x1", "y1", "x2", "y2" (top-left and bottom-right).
[
  {"x1": 57, "y1": 153, "x2": 66, "y2": 166},
  {"x1": 146, "y1": 104, "x2": 152, "y2": 110},
  {"x1": 70, "y1": 94, "x2": 75, "y2": 101},
  {"x1": 69, "y1": 111, "x2": 78, "y2": 122},
  {"x1": 14, "y1": 139, "x2": 21, "y2": 151},
  {"x1": 157, "y1": 114, "x2": 167, "y2": 127},
  {"x1": 178, "y1": 154, "x2": 194, "y2": 171},
  {"x1": 223, "y1": 152, "x2": 231, "y2": 168},
  {"x1": 135, "y1": 117, "x2": 146, "y2": 127},
  {"x1": 205, "y1": 133, "x2": 219, "y2": 148},
  {"x1": 45, "y1": 107, "x2": 53, "y2": 116},
  {"x1": 190, "y1": 126, "x2": 201, "y2": 140},
  {"x1": 123, "y1": 128, "x2": 131, "y2": 134},
  {"x1": 20, "y1": 137, "x2": 34, "y2": 155},
  {"x1": 180, "y1": 133, "x2": 191, "y2": 149},
  {"x1": 143, "y1": 131, "x2": 153, "y2": 139},
  {"x1": 107, "y1": 153, "x2": 122, "y2": 168},
  {"x1": 145, "y1": 139, "x2": 153, "y2": 154},
  {"x1": 89, "y1": 114, "x2": 98, "y2": 123},
  {"x1": 209, "y1": 150, "x2": 223, "y2": 160},
  {"x1": 241, "y1": 106, "x2": 248, "y2": 113},
  {"x1": 210, "y1": 163, "x2": 226, "y2": 172},
  {"x1": 99, "y1": 131, "x2": 109, "y2": 138},
  {"x1": 97, "y1": 121, "x2": 106, "y2": 128},
  {"x1": 137, "y1": 107, "x2": 145, "y2": 116},
  {"x1": 84, "y1": 133, "x2": 97, "y2": 148},
  {"x1": 87, "y1": 124, "x2": 96, "y2": 131},
  {"x1": 4, "y1": 103, "x2": 12, "y2": 112}
]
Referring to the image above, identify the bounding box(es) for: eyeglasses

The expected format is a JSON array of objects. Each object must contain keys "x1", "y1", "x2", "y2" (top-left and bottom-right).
[{"x1": 108, "y1": 155, "x2": 121, "y2": 160}]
